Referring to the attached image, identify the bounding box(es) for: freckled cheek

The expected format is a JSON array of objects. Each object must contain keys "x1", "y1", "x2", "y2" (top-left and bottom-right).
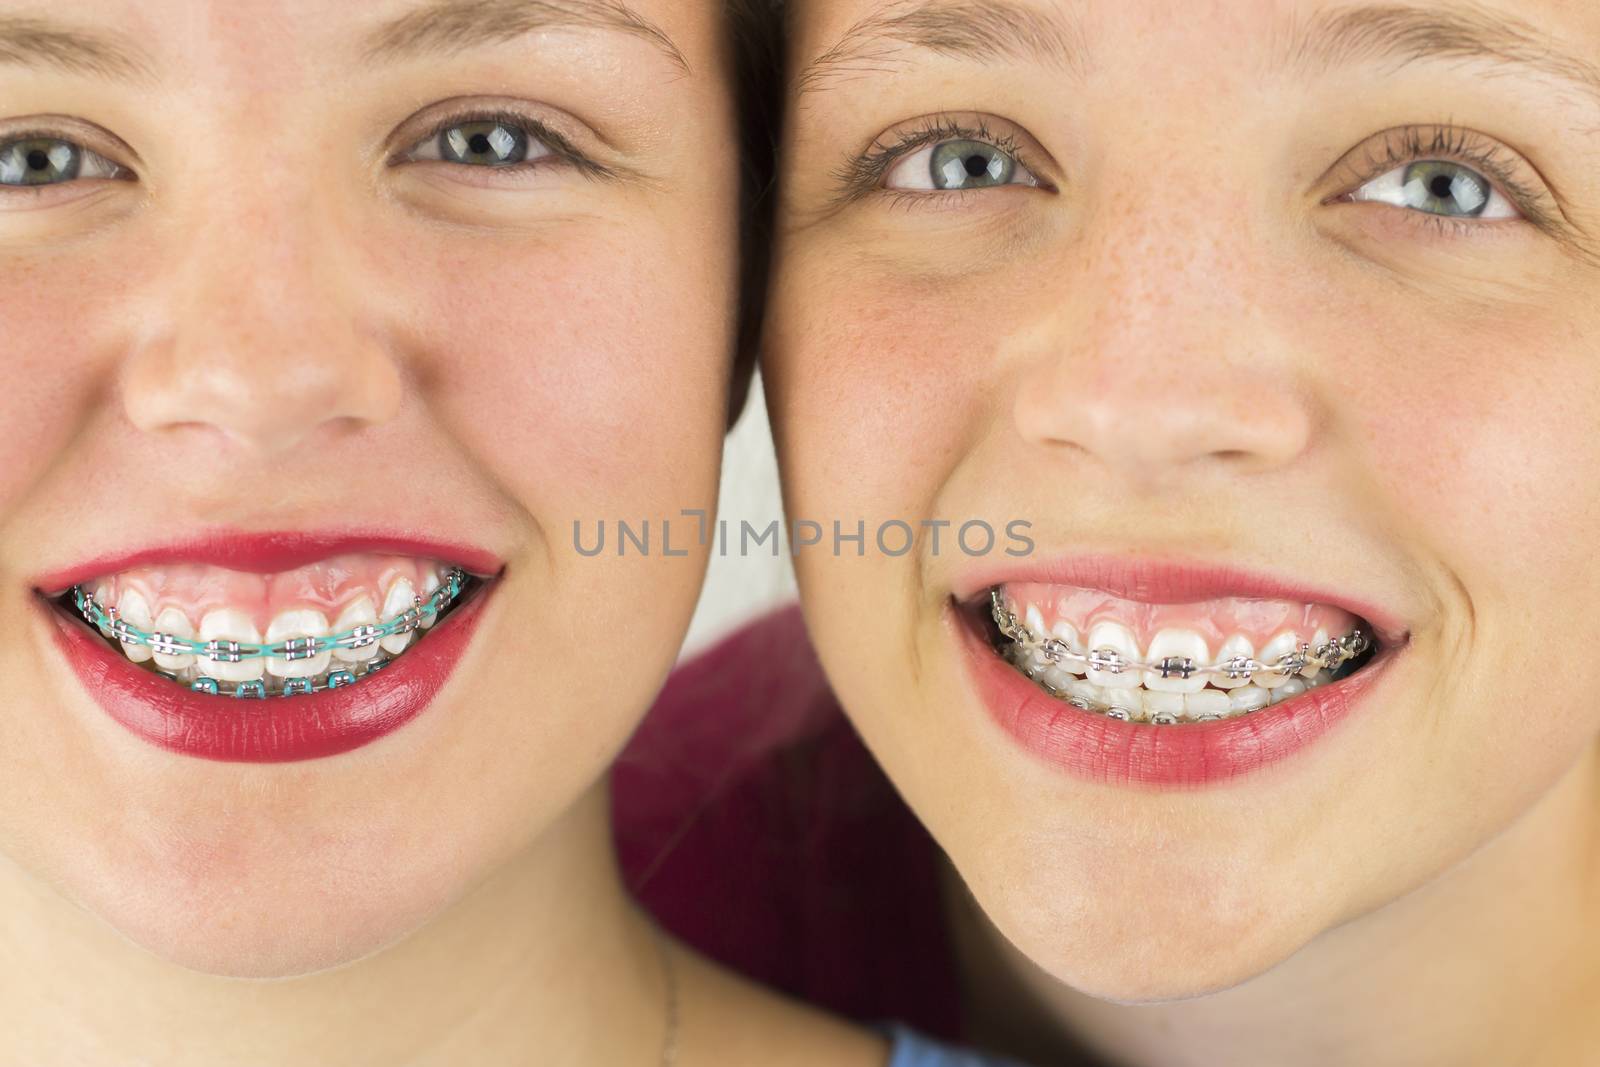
[
  {"x1": 770, "y1": 265, "x2": 1001, "y2": 516},
  {"x1": 0, "y1": 254, "x2": 131, "y2": 517},
  {"x1": 1348, "y1": 321, "x2": 1600, "y2": 616},
  {"x1": 407, "y1": 235, "x2": 733, "y2": 521}
]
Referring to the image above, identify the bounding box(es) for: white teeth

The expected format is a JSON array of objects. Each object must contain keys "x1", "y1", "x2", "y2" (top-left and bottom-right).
[
  {"x1": 1304, "y1": 628, "x2": 1329, "y2": 677},
  {"x1": 1085, "y1": 620, "x2": 1141, "y2": 689},
  {"x1": 1255, "y1": 632, "x2": 1304, "y2": 688},
  {"x1": 264, "y1": 609, "x2": 333, "y2": 678},
  {"x1": 1229, "y1": 685, "x2": 1271, "y2": 713},
  {"x1": 330, "y1": 597, "x2": 381, "y2": 662},
  {"x1": 1142, "y1": 628, "x2": 1209, "y2": 693},
  {"x1": 197, "y1": 608, "x2": 264, "y2": 682},
  {"x1": 1040, "y1": 665, "x2": 1076, "y2": 693},
  {"x1": 997, "y1": 597, "x2": 1367, "y2": 723},
  {"x1": 1049, "y1": 620, "x2": 1082, "y2": 662},
  {"x1": 151, "y1": 606, "x2": 196, "y2": 671},
  {"x1": 1213, "y1": 633, "x2": 1255, "y2": 689},
  {"x1": 1024, "y1": 604, "x2": 1047, "y2": 636},
  {"x1": 93, "y1": 582, "x2": 115, "y2": 638},
  {"x1": 1142, "y1": 689, "x2": 1186, "y2": 717},
  {"x1": 1184, "y1": 689, "x2": 1231, "y2": 719},
  {"x1": 419, "y1": 570, "x2": 441, "y2": 628},
  {"x1": 115, "y1": 590, "x2": 154, "y2": 663},
  {"x1": 1270, "y1": 676, "x2": 1308, "y2": 705},
  {"x1": 1065, "y1": 678, "x2": 1106, "y2": 705},
  {"x1": 379, "y1": 579, "x2": 416, "y2": 655},
  {"x1": 1103, "y1": 688, "x2": 1140, "y2": 714}
]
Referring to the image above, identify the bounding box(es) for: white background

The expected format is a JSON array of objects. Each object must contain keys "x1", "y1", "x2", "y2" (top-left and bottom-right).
[{"x1": 680, "y1": 370, "x2": 797, "y2": 658}]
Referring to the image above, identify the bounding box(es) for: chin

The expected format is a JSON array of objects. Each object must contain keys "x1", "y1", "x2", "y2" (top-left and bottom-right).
[
  {"x1": 41, "y1": 809, "x2": 477, "y2": 979},
  {"x1": 967, "y1": 844, "x2": 1332, "y2": 1005}
]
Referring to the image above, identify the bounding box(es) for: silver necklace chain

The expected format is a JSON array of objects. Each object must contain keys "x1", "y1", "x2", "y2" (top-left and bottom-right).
[{"x1": 654, "y1": 928, "x2": 680, "y2": 1067}]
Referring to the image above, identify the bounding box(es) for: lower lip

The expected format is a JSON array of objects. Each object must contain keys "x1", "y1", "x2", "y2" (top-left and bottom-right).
[
  {"x1": 953, "y1": 606, "x2": 1401, "y2": 788},
  {"x1": 41, "y1": 583, "x2": 492, "y2": 763}
]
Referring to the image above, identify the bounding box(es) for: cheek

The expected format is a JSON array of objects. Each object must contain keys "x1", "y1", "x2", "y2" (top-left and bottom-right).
[
  {"x1": 1339, "y1": 298, "x2": 1600, "y2": 611},
  {"x1": 769, "y1": 257, "x2": 1008, "y2": 513},
  {"x1": 399, "y1": 222, "x2": 733, "y2": 522},
  {"x1": 0, "y1": 248, "x2": 138, "y2": 518}
]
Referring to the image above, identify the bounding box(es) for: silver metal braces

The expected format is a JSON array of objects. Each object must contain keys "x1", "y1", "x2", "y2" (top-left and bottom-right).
[
  {"x1": 989, "y1": 588, "x2": 1371, "y2": 685},
  {"x1": 72, "y1": 567, "x2": 468, "y2": 665}
]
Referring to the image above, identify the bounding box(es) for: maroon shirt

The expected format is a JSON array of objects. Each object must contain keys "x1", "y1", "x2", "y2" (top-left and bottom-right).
[{"x1": 610, "y1": 604, "x2": 963, "y2": 1038}]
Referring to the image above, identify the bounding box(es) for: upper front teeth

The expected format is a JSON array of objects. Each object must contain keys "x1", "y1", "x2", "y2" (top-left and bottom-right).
[
  {"x1": 991, "y1": 590, "x2": 1371, "y2": 696},
  {"x1": 331, "y1": 597, "x2": 382, "y2": 663},
  {"x1": 199, "y1": 608, "x2": 264, "y2": 682},
  {"x1": 380, "y1": 579, "x2": 417, "y2": 655},
  {"x1": 265, "y1": 609, "x2": 333, "y2": 677},
  {"x1": 1143, "y1": 629, "x2": 1210, "y2": 692},
  {"x1": 72, "y1": 566, "x2": 467, "y2": 693}
]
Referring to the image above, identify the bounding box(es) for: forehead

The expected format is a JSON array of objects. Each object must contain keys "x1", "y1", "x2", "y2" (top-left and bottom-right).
[
  {"x1": 786, "y1": 0, "x2": 1600, "y2": 82},
  {"x1": 0, "y1": 0, "x2": 728, "y2": 86}
]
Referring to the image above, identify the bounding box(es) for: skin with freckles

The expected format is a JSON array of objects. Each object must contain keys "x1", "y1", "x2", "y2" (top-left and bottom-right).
[
  {"x1": 0, "y1": 1, "x2": 883, "y2": 1063},
  {"x1": 766, "y1": 0, "x2": 1600, "y2": 1062}
]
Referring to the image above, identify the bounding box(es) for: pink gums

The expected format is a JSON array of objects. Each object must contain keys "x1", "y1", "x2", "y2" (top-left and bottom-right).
[
  {"x1": 87, "y1": 554, "x2": 447, "y2": 632},
  {"x1": 1001, "y1": 581, "x2": 1361, "y2": 648}
]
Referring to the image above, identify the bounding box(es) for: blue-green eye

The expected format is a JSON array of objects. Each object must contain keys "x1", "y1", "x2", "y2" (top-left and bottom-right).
[
  {"x1": 1349, "y1": 160, "x2": 1517, "y2": 219},
  {"x1": 0, "y1": 136, "x2": 124, "y2": 186},
  {"x1": 885, "y1": 139, "x2": 1039, "y2": 192},
  {"x1": 406, "y1": 119, "x2": 553, "y2": 168}
]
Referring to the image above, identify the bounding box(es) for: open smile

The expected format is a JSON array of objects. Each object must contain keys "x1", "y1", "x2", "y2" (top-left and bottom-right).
[
  {"x1": 31, "y1": 531, "x2": 503, "y2": 764},
  {"x1": 950, "y1": 556, "x2": 1411, "y2": 787}
]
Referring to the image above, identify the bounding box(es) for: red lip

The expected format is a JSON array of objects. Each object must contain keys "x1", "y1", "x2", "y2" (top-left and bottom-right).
[
  {"x1": 31, "y1": 529, "x2": 505, "y2": 595},
  {"x1": 952, "y1": 606, "x2": 1401, "y2": 788},
  {"x1": 955, "y1": 552, "x2": 1409, "y2": 645},
  {"x1": 40, "y1": 579, "x2": 493, "y2": 763}
]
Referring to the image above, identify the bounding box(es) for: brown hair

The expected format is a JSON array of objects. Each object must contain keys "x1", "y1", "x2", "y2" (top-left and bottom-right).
[{"x1": 722, "y1": 0, "x2": 782, "y2": 425}]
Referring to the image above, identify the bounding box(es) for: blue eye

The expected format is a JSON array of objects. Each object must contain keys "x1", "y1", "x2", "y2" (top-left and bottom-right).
[
  {"x1": 885, "y1": 139, "x2": 1040, "y2": 192},
  {"x1": 0, "y1": 136, "x2": 124, "y2": 187},
  {"x1": 405, "y1": 118, "x2": 553, "y2": 168},
  {"x1": 1349, "y1": 160, "x2": 1517, "y2": 220}
]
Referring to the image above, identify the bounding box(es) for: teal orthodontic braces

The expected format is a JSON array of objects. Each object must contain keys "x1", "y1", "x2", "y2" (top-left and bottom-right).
[
  {"x1": 184, "y1": 656, "x2": 394, "y2": 699},
  {"x1": 71, "y1": 567, "x2": 468, "y2": 666}
]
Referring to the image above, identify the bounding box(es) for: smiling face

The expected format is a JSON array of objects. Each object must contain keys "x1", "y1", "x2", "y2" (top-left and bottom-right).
[
  {"x1": 766, "y1": 0, "x2": 1600, "y2": 1000},
  {"x1": 0, "y1": 0, "x2": 738, "y2": 977}
]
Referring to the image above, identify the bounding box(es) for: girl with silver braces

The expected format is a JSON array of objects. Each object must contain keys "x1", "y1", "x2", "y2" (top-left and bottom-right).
[{"x1": 69, "y1": 567, "x2": 468, "y2": 698}]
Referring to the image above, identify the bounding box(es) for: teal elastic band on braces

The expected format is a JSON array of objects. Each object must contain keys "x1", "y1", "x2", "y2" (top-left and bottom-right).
[{"x1": 71, "y1": 567, "x2": 467, "y2": 663}]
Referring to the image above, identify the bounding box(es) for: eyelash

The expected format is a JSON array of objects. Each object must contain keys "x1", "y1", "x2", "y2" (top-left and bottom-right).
[
  {"x1": 390, "y1": 106, "x2": 611, "y2": 180},
  {"x1": 1331, "y1": 123, "x2": 1556, "y2": 235},
  {"x1": 836, "y1": 116, "x2": 1563, "y2": 237},
  {"x1": 0, "y1": 106, "x2": 609, "y2": 195},
  {"x1": 834, "y1": 114, "x2": 1043, "y2": 206},
  {"x1": 0, "y1": 126, "x2": 129, "y2": 193}
]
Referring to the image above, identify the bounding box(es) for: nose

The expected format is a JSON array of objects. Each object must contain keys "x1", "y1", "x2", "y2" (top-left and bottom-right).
[
  {"x1": 1011, "y1": 235, "x2": 1312, "y2": 492},
  {"x1": 123, "y1": 186, "x2": 402, "y2": 457}
]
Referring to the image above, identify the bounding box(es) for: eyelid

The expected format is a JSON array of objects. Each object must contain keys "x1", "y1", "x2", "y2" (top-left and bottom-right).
[
  {"x1": 833, "y1": 112, "x2": 1058, "y2": 204},
  {"x1": 399, "y1": 110, "x2": 556, "y2": 164},
  {"x1": 384, "y1": 100, "x2": 611, "y2": 179},
  {"x1": 883, "y1": 141, "x2": 1043, "y2": 192},
  {"x1": 1321, "y1": 124, "x2": 1560, "y2": 232},
  {"x1": 0, "y1": 115, "x2": 140, "y2": 172}
]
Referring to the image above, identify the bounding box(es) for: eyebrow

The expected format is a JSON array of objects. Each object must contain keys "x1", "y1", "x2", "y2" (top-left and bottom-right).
[
  {"x1": 795, "y1": 0, "x2": 1084, "y2": 99},
  {"x1": 0, "y1": 15, "x2": 153, "y2": 83},
  {"x1": 361, "y1": 0, "x2": 688, "y2": 73},
  {"x1": 1281, "y1": 2, "x2": 1600, "y2": 108},
  {"x1": 796, "y1": 0, "x2": 1600, "y2": 114}
]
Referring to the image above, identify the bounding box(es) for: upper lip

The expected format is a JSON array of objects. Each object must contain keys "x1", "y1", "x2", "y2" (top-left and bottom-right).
[
  {"x1": 30, "y1": 528, "x2": 506, "y2": 597},
  {"x1": 953, "y1": 552, "x2": 1412, "y2": 645}
]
